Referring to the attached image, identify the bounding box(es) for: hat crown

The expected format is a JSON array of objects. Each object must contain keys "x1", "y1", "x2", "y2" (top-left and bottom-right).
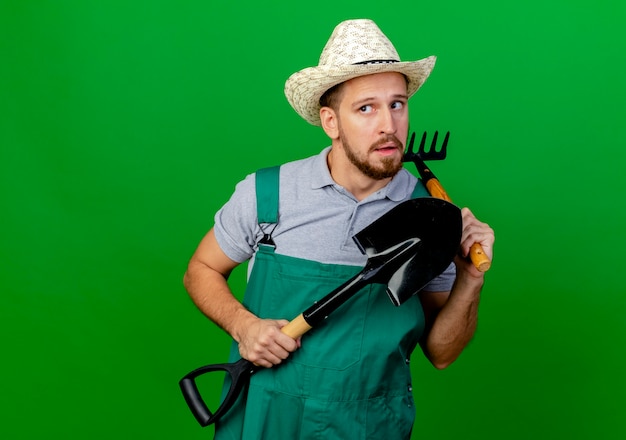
[
  {"x1": 319, "y1": 19, "x2": 400, "y2": 67},
  {"x1": 284, "y1": 19, "x2": 435, "y2": 126}
]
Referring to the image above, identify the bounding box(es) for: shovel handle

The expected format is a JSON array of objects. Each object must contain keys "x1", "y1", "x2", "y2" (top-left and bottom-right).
[
  {"x1": 179, "y1": 315, "x2": 312, "y2": 428},
  {"x1": 424, "y1": 177, "x2": 491, "y2": 272},
  {"x1": 281, "y1": 314, "x2": 312, "y2": 339}
]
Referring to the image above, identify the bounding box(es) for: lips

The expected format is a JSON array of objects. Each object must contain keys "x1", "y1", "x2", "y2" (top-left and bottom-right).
[
  {"x1": 373, "y1": 142, "x2": 402, "y2": 155},
  {"x1": 375, "y1": 145, "x2": 400, "y2": 151},
  {"x1": 372, "y1": 135, "x2": 403, "y2": 154}
]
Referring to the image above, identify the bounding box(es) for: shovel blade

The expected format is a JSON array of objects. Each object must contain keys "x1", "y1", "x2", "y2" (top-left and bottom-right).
[{"x1": 354, "y1": 198, "x2": 461, "y2": 306}]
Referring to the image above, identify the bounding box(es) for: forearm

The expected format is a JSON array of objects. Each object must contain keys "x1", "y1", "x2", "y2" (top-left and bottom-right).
[
  {"x1": 183, "y1": 260, "x2": 256, "y2": 345},
  {"x1": 421, "y1": 273, "x2": 483, "y2": 369},
  {"x1": 184, "y1": 259, "x2": 300, "y2": 367}
]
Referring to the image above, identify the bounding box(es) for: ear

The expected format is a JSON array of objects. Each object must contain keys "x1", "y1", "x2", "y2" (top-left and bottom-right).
[{"x1": 320, "y1": 107, "x2": 339, "y2": 140}]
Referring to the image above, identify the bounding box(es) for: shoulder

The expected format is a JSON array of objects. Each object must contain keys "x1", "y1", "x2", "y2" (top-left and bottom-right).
[
  {"x1": 278, "y1": 148, "x2": 329, "y2": 178},
  {"x1": 385, "y1": 167, "x2": 421, "y2": 201},
  {"x1": 274, "y1": 148, "x2": 333, "y2": 200}
]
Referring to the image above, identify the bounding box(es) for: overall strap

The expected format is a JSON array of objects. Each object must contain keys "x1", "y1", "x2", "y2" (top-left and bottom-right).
[
  {"x1": 255, "y1": 166, "x2": 280, "y2": 224},
  {"x1": 411, "y1": 178, "x2": 430, "y2": 198}
]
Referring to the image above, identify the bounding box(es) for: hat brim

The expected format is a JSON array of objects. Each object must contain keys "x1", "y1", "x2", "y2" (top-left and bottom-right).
[{"x1": 284, "y1": 56, "x2": 436, "y2": 126}]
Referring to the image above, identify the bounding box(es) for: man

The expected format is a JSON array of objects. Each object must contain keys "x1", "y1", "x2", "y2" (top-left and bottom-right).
[{"x1": 184, "y1": 19, "x2": 494, "y2": 439}]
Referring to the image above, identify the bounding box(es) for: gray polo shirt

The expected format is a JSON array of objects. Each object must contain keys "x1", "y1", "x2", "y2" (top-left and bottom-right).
[{"x1": 214, "y1": 147, "x2": 455, "y2": 292}]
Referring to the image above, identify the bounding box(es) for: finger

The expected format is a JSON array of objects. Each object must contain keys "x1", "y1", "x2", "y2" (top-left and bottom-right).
[
  {"x1": 245, "y1": 340, "x2": 288, "y2": 367},
  {"x1": 460, "y1": 227, "x2": 494, "y2": 259},
  {"x1": 461, "y1": 207, "x2": 475, "y2": 221},
  {"x1": 275, "y1": 320, "x2": 300, "y2": 352},
  {"x1": 242, "y1": 318, "x2": 300, "y2": 367},
  {"x1": 268, "y1": 344, "x2": 291, "y2": 362},
  {"x1": 260, "y1": 325, "x2": 297, "y2": 361}
]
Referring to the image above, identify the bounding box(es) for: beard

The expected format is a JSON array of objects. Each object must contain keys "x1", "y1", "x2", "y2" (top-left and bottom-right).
[{"x1": 340, "y1": 128, "x2": 404, "y2": 180}]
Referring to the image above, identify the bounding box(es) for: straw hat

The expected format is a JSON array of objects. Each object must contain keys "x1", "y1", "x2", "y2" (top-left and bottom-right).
[{"x1": 284, "y1": 19, "x2": 436, "y2": 126}]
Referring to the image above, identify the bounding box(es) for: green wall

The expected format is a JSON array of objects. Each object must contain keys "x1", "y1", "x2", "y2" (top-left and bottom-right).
[{"x1": 1, "y1": 1, "x2": 624, "y2": 438}]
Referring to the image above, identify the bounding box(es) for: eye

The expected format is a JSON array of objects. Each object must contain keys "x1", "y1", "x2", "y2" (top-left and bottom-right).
[
  {"x1": 391, "y1": 101, "x2": 404, "y2": 110},
  {"x1": 359, "y1": 104, "x2": 373, "y2": 113}
]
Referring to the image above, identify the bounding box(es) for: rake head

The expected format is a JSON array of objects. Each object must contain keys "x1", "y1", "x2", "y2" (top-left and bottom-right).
[{"x1": 403, "y1": 131, "x2": 449, "y2": 162}]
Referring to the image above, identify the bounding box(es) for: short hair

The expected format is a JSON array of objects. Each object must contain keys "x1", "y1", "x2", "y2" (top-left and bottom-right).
[{"x1": 318, "y1": 82, "x2": 345, "y2": 110}]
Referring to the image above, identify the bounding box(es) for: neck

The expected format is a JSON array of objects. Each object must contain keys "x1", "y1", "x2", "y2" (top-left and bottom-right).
[{"x1": 327, "y1": 147, "x2": 392, "y2": 201}]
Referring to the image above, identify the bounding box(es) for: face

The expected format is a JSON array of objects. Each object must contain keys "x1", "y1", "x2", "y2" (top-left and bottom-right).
[{"x1": 334, "y1": 72, "x2": 409, "y2": 180}]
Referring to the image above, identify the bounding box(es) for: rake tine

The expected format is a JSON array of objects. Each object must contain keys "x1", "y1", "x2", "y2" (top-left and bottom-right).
[
  {"x1": 441, "y1": 131, "x2": 450, "y2": 155},
  {"x1": 407, "y1": 132, "x2": 416, "y2": 155},
  {"x1": 419, "y1": 132, "x2": 427, "y2": 157},
  {"x1": 420, "y1": 131, "x2": 448, "y2": 160},
  {"x1": 430, "y1": 131, "x2": 439, "y2": 152},
  {"x1": 404, "y1": 131, "x2": 449, "y2": 162}
]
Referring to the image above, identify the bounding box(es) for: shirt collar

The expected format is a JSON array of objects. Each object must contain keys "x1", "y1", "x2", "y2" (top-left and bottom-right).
[{"x1": 311, "y1": 147, "x2": 336, "y2": 190}]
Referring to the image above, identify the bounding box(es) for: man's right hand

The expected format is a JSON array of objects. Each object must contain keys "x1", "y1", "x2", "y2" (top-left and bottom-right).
[
  {"x1": 183, "y1": 228, "x2": 301, "y2": 368},
  {"x1": 236, "y1": 317, "x2": 300, "y2": 368}
]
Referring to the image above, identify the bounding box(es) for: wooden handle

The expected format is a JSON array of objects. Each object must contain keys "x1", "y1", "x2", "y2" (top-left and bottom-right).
[
  {"x1": 470, "y1": 243, "x2": 491, "y2": 272},
  {"x1": 425, "y1": 178, "x2": 491, "y2": 272},
  {"x1": 425, "y1": 178, "x2": 452, "y2": 202},
  {"x1": 280, "y1": 314, "x2": 313, "y2": 339}
]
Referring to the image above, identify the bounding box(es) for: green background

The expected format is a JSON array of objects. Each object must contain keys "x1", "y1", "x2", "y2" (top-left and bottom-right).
[{"x1": 1, "y1": 0, "x2": 624, "y2": 438}]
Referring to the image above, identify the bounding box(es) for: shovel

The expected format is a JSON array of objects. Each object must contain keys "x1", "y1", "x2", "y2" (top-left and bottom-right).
[{"x1": 180, "y1": 197, "x2": 462, "y2": 427}]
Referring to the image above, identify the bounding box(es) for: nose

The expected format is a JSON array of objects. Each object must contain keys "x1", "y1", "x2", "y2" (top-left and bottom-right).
[{"x1": 379, "y1": 107, "x2": 397, "y2": 135}]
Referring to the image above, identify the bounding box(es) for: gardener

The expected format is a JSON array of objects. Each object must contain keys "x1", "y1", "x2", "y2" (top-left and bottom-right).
[{"x1": 183, "y1": 18, "x2": 495, "y2": 439}]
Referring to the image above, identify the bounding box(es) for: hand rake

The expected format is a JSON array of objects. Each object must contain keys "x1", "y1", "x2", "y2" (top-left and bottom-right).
[{"x1": 403, "y1": 131, "x2": 491, "y2": 272}]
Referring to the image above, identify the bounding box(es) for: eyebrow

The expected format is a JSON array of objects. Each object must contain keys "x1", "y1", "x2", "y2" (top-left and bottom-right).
[{"x1": 352, "y1": 94, "x2": 409, "y2": 108}]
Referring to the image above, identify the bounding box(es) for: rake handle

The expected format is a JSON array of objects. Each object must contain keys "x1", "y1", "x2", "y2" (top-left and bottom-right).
[{"x1": 410, "y1": 149, "x2": 491, "y2": 272}]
